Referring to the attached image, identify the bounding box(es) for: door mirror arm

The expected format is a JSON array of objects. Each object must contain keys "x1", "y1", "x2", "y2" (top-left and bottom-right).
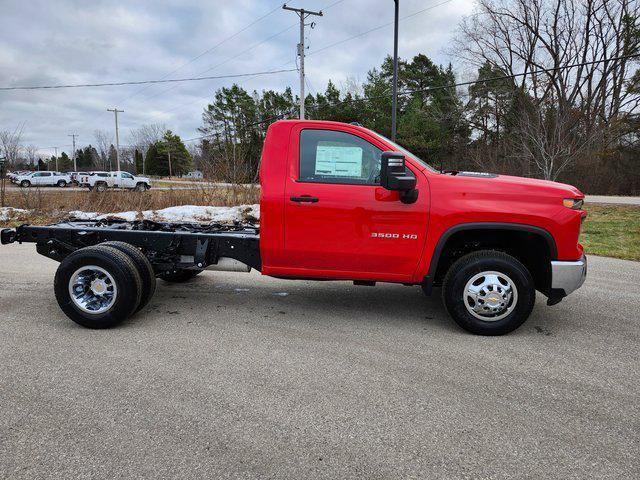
[{"x1": 380, "y1": 151, "x2": 418, "y2": 204}]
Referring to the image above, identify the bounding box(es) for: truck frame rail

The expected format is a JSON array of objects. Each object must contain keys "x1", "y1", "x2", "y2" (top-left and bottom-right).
[{"x1": 1, "y1": 219, "x2": 261, "y2": 273}]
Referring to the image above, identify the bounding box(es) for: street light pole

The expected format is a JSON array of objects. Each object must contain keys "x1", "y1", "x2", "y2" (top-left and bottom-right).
[{"x1": 391, "y1": 0, "x2": 400, "y2": 142}]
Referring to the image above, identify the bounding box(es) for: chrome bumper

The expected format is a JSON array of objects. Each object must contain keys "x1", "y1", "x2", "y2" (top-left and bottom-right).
[{"x1": 551, "y1": 255, "x2": 587, "y2": 296}]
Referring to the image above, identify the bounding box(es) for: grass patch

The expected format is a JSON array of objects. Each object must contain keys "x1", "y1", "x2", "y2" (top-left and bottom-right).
[{"x1": 581, "y1": 204, "x2": 640, "y2": 261}]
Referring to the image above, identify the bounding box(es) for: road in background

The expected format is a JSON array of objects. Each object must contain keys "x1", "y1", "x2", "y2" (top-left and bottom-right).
[
  {"x1": 0, "y1": 244, "x2": 637, "y2": 479},
  {"x1": 585, "y1": 195, "x2": 640, "y2": 205}
]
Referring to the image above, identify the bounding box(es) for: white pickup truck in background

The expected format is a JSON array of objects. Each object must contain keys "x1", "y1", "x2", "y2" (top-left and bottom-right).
[
  {"x1": 78, "y1": 171, "x2": 151, "y2": 192},
  {"x1": 13, "y1": 171, "x2": 72, "y2": 188}
]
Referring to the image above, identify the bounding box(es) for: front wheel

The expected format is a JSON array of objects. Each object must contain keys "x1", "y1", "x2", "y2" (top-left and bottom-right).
[
  {"x1": 135, "y1": 182, "x2": 147, "y2": 192},
  {"x1": 57, "y1": 180, "x2": 67, "y2": 188},
  {"x1": 20, "y1": 180, "x2": 31, "y2": 188},
  {"x1": 95, "y1": 182, "x2": 107, "y2": 192},
  {"x1": 441, "y1": 250, "x2": 535, "y2": 335}
]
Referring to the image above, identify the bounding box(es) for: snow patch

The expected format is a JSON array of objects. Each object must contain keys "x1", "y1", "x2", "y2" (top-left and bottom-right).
[
  {"x1": 0, "y1": 207, "x2": 30, "y2": 222},
  {"x1": 68, "y1": 204, "x2": 260, "y2": 224}
]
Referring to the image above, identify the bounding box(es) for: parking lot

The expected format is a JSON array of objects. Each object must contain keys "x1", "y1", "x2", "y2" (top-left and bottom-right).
[{"x1": 1, "y1": 243, "x2": 638, "y2": 479}]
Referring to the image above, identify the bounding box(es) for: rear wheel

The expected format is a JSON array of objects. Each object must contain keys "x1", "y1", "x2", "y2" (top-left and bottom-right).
[
  {"x1": 158, "y1": 269, "x2": 203, "y2": 283},
  {"x1": 441, "y1": 250, "x2": 535, "y2": 335},
  {"x1": 54, "y1": 245, "x2": 142, "y2": 328},
  {"x1": 100, "y1": 241, "x2": 156, "y2": 313}
]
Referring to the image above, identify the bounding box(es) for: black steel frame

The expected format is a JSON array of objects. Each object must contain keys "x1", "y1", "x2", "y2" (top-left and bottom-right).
[{"x1": 2, "y1": 221, "x2": 262, "y2": 272}]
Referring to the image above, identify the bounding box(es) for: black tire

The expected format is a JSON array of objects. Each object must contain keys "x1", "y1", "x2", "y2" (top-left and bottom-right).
[
  {"x1": 441, "y1": 250, "x2": 536, "y2": 335},
  {"x1": 57, "y1": 180, "x2": 67, "y2": 188},
  {"x1": 20, "y1": 180, "x2": 30, "y2": 188},
  {"x1": 95, "y1": 182, "x2": 108, "y2": 192},
  {"x1": 100, "y1": 241, "x2": 156, "y2": 313},
  {"x1": 158, "y1": 269, "x2": 203, "y2": 283},
  {"x1": 135, "y1": 182, "x2": 147, "y2": 192},
  {"x1": 54, "y1": 245, "x2": 142, "y2": 329}
]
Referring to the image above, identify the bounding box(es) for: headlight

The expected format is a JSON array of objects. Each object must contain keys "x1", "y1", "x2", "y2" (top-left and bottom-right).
[{"x1": 563, "y1": 198, "x2": 584, "y2": 209}]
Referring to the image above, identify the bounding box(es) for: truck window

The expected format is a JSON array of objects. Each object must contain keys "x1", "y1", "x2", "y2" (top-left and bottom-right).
[{"x1": 299, "y1": 129, "x2": 382, "y2": 185}]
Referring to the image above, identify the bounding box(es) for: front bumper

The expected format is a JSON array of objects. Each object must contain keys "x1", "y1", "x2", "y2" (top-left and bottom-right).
[{"x1": 548, "y1": 255, "x2": 587, "y2": 304}]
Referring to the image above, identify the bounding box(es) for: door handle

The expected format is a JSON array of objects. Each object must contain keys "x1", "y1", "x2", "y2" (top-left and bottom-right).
[{"x1": 290, "y1": 195, "x2": 319, "y2": 203}]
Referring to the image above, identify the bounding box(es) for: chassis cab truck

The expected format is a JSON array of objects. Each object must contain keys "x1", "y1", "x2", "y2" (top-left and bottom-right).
[{"x1": 1, "y1": 120, "x2": 587, "y2": 335}]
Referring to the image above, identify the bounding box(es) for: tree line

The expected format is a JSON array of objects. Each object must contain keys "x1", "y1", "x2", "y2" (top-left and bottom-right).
[
  {"x1": 194, "y1": 0, "x2": 639, "y2": 194},
  {"x1": 2, "y1": 0, "x2": 638, "y2": 193}
]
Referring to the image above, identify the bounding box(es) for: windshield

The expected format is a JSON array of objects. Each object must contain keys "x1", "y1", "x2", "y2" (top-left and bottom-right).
[{"x1": 374, "y1": 133, "x2": 438, "y2": 173}]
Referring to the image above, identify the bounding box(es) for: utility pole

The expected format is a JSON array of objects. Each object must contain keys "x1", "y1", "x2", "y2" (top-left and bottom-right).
[
  {"x1": 391, "y1": 0, "x2": 400, "y2": 142},
  {"x1": 68, "y1": 134, "x2": 78, "y2": 170},
  {"x1": 54, "y1": 147, "x2": 58, "y2": 171},
  {"x1": 283, "y1": 4, "x2": 322, "y2": 120},
  {"x1": 107, "y1": 108, "x2": 124, "y2": 186},
  {"x1": 167, "y1": 148, "x2": 172, "y2": 177}
]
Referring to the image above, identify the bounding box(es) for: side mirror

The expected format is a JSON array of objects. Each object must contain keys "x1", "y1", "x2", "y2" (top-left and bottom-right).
[{"x1": 380, "y1": 151, "x2": 418, "y2": 204}]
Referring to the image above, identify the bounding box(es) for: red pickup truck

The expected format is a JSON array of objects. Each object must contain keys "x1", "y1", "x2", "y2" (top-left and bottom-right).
[{"x1": 1, "y1": 120, "x2": 587, "y2": 335}]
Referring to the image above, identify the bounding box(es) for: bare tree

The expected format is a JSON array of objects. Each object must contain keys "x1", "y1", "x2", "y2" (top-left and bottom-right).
[
  {"x1": 24, "y1": 145, "x2": 40, "y2": 169},
  {"x1": 128, "y1": 123, "x2": 166, "y2": 174},
  {"x1": 453, "y1": 0, "x2": 640, "y2": 180},
  {"x1": 94, "y1": 129, "x2": 113, "y2": 170},
  {"x1": 0, "y1": 123, "x2": 25, "y2": 168}
]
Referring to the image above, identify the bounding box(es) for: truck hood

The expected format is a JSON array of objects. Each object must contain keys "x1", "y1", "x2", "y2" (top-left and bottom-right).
[{"x1": 446, "y1": 171, "x2": 584, "y2": 198}]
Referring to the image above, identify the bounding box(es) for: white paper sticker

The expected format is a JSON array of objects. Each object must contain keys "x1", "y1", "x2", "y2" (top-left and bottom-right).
[{"x1": 315, "y1": 145, "x2": 363, "y2": 177}]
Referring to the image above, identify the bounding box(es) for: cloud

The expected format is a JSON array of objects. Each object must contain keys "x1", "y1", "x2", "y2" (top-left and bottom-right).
[{"x1": 0, "y1": 0, "x2": 475, "y2": 153}]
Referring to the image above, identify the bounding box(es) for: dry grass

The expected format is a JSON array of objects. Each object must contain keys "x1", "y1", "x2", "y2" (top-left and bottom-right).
[{"x1": 0, "y1": 185, "x2": 259, "y2": 227}]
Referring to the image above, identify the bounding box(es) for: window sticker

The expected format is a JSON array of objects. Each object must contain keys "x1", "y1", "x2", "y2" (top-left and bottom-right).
[{"x1": 315, "y1": 145, "x2": 363, "y2": 177}]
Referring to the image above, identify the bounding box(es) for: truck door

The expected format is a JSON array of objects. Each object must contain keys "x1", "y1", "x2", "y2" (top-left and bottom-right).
[{"x1": 282, "y1": 125, "x2": 430, "y2": 281}]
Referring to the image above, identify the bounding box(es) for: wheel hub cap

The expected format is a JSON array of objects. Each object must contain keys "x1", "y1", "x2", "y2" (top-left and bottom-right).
[
  {"x1": 463, "y1": 271, "x2": 518, "y2": 321},
  {"x1": 68, "y1": 266, "x2": 118, "y2": 315}
]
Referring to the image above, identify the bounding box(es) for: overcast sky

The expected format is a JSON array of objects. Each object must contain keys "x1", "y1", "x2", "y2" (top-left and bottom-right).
[{"x1": 0, "y1": 0, "x2": 475, "y2": 156}]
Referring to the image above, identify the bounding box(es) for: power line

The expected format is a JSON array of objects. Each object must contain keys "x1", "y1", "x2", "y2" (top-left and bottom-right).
[
  {"x1": 307, "y1": 0, "x2": 455, "y2": 58},
  {"x1": 0, "y1": 68, "x2": 298, "y2": 92},
  {"x1": 152, "y1": 0, "x2": 348, "y2": 118},
  {"x1": 120, "y1": 1, "x2": 287, "y2": 103}
]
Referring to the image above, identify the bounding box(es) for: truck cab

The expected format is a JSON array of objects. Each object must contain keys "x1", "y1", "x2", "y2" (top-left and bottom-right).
[{"x1": 259, "y1": 120, "x2": 587, "y2": 333}]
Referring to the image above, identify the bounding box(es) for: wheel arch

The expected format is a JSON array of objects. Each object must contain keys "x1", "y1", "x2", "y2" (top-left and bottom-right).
[{"x1": 423, "y1": 222, "x2": 557, "y2": 296}]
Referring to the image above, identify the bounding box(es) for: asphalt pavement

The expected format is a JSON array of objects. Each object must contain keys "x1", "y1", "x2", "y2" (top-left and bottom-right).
[{"x1": 0, "y1": 244, "x2": 638, "y2": 479}]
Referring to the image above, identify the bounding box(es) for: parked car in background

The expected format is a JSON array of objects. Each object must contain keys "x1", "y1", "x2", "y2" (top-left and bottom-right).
[
  {"x1": 78, "y1": 171, "x2": 151, "y2": 192},
  {"x1": 13, "y1": 171, "x2": 71, "y2": 188},
  {"x1": 8, "y1": 170, "x2": 31, "y2": 181},
  {"x1": 68, "y1": 171, "x2": 90, "y2": 184},
  {"x1": 181, "y1": 170, "x2": 203, "y2": 179}
]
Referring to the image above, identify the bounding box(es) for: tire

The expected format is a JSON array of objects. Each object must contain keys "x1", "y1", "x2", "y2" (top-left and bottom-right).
[
  {"x1": 100, "y1": 241, "x2": 156, "y2": 313},
  {"x1": 158, "y1": 269, "x2": 203, "y2": 283},
  {"x1": 135, "y1": 183, "x2": 147, "y2": 192},
  {"x1": 20, "y1": 180, "x2": 30, "y2": 188},
  {"x1": 95, "y1": 182, "x2": 107, "y2": 193},
  {"x1": 54, "y1": 245, "x2": 142, "y2": 328},
  {"x1": 441, "y1": 250, "x2": 535, "y2": 335},
  {"x1": 57, "y1": 180, "x2": 67, "y2": 188}
]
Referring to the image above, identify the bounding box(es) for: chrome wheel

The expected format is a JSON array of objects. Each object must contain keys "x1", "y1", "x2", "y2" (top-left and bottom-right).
[
  {"x1": 463, "y1": 271, "x2": 518, "y2": 321},
  {"x1": 68, "y1": 266, "x2": 118, "y2": 314}
]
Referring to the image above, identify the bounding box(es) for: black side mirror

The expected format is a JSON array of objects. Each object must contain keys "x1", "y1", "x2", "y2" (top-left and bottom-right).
[{"x1": 380, "y1": 151, "x2": 418, "y2": 204}]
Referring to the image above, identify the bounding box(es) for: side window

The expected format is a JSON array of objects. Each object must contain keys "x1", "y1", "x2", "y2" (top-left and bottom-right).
[
  {"x1": 123, "y1": 173, "x2": 133, "y2": 179},
  {"x1": 299, "y1": 129, "x2": 382, "y2": 185}
]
